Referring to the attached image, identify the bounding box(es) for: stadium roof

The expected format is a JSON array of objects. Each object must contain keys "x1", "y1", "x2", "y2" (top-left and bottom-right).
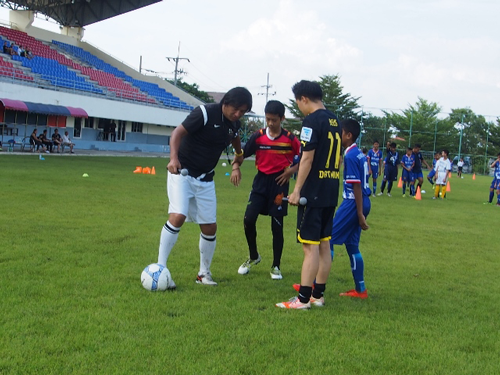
[{"x1": 0, "y1": 0, "x2": 162, "y2": 27}]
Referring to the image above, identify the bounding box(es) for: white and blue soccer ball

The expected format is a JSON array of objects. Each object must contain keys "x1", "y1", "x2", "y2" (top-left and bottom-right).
[{"x1": 141, "y1": 263, "x2": 172, "y2": 291}]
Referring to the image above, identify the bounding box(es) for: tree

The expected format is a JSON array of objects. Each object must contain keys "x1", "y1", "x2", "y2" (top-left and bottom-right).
[
  {"x1": 285, "y1": 74, "x2": 361, "y2": 120},
  {"x1": 167, "y1": 79, "x2": 214, "y2": 103},
  {"x1": 384, "y1": 97, "x2": 455, "y2": 152},
  {"x1": 358, "y1": 113, "x2": 392, "y2": 148}
]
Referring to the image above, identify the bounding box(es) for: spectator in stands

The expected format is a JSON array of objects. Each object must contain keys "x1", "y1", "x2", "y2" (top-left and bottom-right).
[
  {"x1": 52, "y1": 128, "x2": 63, "y2": 153},
  {"x1": 10, "y1": 44, "x2": 19, "y2": 56},
  {"x1": 109, "y1": 120, "x2": 117, "y2": 142},
  {"x1": 18, "y1": 45, "x2": 25, "y2": 57},
  {"x1": 39, "y1": 129, "x2": 53, "y2": 153},
  {"x1": 62, "y1": 131, "x2": 75, "y2": 153},
  {"x1": 30, "y1": 129, "x2": 48, "y2": 153},
  {"x1": 2, "y1": 41, "x2": 11, "y2": 54},
  {"x1": 25, "y1": 48, "x2": 33, "y2": 59}
]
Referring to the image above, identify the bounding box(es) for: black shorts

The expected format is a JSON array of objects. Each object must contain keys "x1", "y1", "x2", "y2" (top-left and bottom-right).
[
  {"x1": 458, "y1": 166, "x2": 463, "y2": 172},
  {"x1": 384, "y1": 167, "x2": 398, "y2": 181},
  {"x1": 246, "y1": 171, "x2": 289, "y2": 217},
  {"x1": 296, "y1": 205, "x2": 336, "y2": 244}
]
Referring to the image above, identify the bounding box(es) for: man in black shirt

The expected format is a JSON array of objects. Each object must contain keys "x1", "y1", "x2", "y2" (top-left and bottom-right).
[
  {"x1": 276, "y1": 80, "x2": 341, "y2": 309},
  {"x1": 157, "y1": 87, "x2": 252, "y2": 288}
]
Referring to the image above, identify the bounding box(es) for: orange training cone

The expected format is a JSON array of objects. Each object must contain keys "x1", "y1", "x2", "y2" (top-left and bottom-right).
[
  {"x1": 473, "y1": 173, "x2": 476, "y2": 180},
  {"x1": 397, "y1": 177, "x2": 403, "y2": 188},
  {"x1": 448, "y1": 172, "x2": 452, "y2": 179},
  {"x1": 133, "y1": 166, "x2": 142, "y2": 174},
  {"x1": 415, "y1": 186, "x2": 422, "y2": 200},
  {"x1": 151, "y1": 166, "x2": 156, "y2": 175},
  {"x1": 143, "y1": 167, "x2": 151, "y2": 174},
  {"x1": 446, "y1": 180, "x2": 451, "y2": 192}
]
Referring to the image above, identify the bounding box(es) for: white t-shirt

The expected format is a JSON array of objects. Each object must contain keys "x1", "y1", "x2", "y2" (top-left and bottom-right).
[
  {"x1": 434, "y1": 157, "x2": 451, "y2": 185},
  {"x1": 62, "y1": 134, "x2": 72, "y2": 144},
  {"x1": 457, "y1": 160, "x2": 464, "y2": 167}
]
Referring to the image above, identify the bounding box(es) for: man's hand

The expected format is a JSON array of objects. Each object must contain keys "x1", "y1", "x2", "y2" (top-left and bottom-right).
[
  {"x1": 167, "y1": 158, "x2": 182, "y2": 174},
  {"x1": 287, "y1": 190, "x2": 300, "y2": 206},
  {"x1": 230, "y1": 167, "x2": 241, "y2": 186}
]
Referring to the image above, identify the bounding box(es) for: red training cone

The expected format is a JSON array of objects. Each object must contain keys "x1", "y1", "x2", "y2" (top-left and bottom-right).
[
  {"x1": 151, "y1": 166, "x2": 156, "y2": 175},
  {"x1": 133, "y1": 166, "x2": 142, "y2": 174},
  {"x1": 472, "y1": 173, "x2": 476, "y2": 180},
  {"x1": 446, "y1": 180, "x2": 451, "y2": 192},
  {"x1": 397, "y1": 177, "x2": 403, "y2": 188}
]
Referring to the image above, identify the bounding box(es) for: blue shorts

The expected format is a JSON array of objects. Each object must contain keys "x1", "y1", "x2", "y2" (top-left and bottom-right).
[
  {"x1": 331, "y1": 197, "x2": 371, "y2": 246},
  {"x1": 384, "y1": 167, "x2": 398, "y2": 181},
  {"x1": 428, "y1": 170, "x2": 436, "y2": 179},
  {"x1": 491, "y1": 178, "x2": 500, "y2": 190},
  {"x1": 413, "y1": 171, "x2": 423, "y2": 179},
  {"x1": 402, "y1": 169, "x2": 414, "y2": 182},
  {"x1": 370, "y1": 167, "x2": 379, "y2": 179}
]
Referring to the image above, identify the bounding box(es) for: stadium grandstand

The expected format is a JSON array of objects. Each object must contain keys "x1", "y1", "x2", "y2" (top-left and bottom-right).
[{"x1": 0, "y1": 1, "x2": 204, "y2": 153}]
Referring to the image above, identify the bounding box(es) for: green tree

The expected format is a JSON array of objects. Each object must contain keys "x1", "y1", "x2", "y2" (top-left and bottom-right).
[
  {"x1": 167, "y1": 79, "x2": 214, "y2": 103},
  {"x1": 359, "y1": 113, "x2": 392, "y2": 148},
  {"x1": 285, "y1": 74, "x2": 360, "y2": 120},
  {"x1": 385, "y1": 97, "x2": 455, "y2": 152}
]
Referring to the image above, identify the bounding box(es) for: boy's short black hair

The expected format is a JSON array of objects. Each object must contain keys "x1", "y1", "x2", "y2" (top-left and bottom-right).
[
  {"x1": 414, "y1": 143, "x2": 421, "y2": 148},
  {"x1": 362, "y1": 147, "x2": 368, "y2": 154},
  {"x1": 221, "y1": 87, "x2": 253, "y2": 112},
  {"x1": 340, "y1": 119, "x2": 361, "y2": 141},
  {"x1": 407, "y1": 147, "x2": 413, "y2": 151},
  {"x1": 442, "y1": 149, "x2": 449, "y2": 156},
  {"x1": 291, "y1": 80, "x2": 323, "y2": 101},
  {"x1": 390, "y1": 142, "x2": 397, "y2": 148},
  {"x1": 373, "y1": 140, "x2": 379, "y2": 144},
  {"x1": 264, "y1": 100, "x2": 285, "y2": 118}
]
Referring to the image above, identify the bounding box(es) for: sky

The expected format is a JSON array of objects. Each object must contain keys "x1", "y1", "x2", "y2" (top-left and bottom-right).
[{"x1": 1, "y1": 0, "x2": 499, "y2": 119}]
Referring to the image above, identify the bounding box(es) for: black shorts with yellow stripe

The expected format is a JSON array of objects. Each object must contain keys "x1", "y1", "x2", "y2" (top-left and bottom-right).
[{"x1": 296, "y1": 205, "x2": 336, "y2": 244}]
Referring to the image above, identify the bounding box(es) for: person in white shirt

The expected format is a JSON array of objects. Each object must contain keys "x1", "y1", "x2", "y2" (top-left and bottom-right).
[
  {"x1": 62, "y1": 131, "x2": 75, "y2": 153},
  {"x1": 457, "y1": 158, "x2": 464, "y2": 178},
  {"x1": 433, "y1": 150, "x2": 451, "y2": 199}
]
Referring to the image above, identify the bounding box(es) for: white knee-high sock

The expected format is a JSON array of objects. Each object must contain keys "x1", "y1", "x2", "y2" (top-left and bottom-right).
[
  {"x1": 157, "y1": 221, "x2": 180, "y2": 267},
  {"x1": 199, "y1": 233, "x2": 216, "y2": 275}
]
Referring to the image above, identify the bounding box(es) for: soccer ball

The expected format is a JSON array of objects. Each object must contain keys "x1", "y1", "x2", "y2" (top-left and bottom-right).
[
  {"x1": 222, "y1": 162, "x2": 227, "y2": 167},
  {"x1": 141, "y1": 263, "x2": 172, "y2": 291}
]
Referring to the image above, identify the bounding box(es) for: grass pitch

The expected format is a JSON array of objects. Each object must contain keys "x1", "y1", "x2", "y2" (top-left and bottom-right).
[{"x1": 0, "y1": 154, "x2": 498, "y2": 374}]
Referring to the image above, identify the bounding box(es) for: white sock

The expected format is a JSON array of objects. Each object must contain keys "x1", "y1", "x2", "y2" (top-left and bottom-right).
[
  {"x1": 157, "y1": 221, "x2": 180, "y2": 267},
  {"x1": 199, "y1": 233, "x2": 216, "y2": 275}
]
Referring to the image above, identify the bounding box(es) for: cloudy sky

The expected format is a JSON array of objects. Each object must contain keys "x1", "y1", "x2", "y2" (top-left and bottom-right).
[{"x1": 1, "y1": 0, "x2": 499, "y2": 119}]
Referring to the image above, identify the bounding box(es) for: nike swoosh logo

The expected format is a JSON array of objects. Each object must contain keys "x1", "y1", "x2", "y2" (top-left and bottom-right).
[{"x1": 214, "y1": 125, "x2": 221, "y2": 128}]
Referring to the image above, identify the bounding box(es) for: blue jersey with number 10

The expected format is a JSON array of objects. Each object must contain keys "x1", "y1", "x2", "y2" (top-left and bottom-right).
[{"x1": 343, "y1": 144, "x2": 371, "y2": 199}]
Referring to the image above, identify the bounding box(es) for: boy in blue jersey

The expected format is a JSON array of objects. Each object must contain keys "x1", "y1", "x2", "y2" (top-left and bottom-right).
[
  {"x1": 487, "y1": 153, "x2": 500, "y2": 205},
  {"x1": 330, "y1": 119, "x2": 370, "y2": 299},
  {"x1": 427, "y1": 152, "x2": 441, "y2": 187},
  {"x1": 412, "y1": 144, "x2": 432, "y2": 196},
  {"x1": 378, "y1": 142, "x2": 399, "y2": 197},
  {"x1": 367, "y1": 141, "x2": 383, "y2": 196},
  {"x1": 401, "y1": 147, "x2": 415, "y2": 197}
]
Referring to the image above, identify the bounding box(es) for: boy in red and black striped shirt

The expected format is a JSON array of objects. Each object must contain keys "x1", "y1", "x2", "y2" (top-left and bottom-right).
[{"x1": 236, "y1": 100, "x2": 301, "y2": 280}]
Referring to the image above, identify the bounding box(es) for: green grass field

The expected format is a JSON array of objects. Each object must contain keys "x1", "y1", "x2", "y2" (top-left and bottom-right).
[{"x1": 1, "y1": 154, "x2": 499, "y2": 375}]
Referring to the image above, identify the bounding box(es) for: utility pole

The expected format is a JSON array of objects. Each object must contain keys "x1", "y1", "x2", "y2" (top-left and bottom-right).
[
  {"x1": 166, "y1": 42, "x2": 190, "y2": 86},
  {"x1": 258, "y1": 73, "x2": 276, "y2": 103}
]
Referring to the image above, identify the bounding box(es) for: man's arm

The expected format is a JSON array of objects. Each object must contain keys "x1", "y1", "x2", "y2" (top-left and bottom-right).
[
  {"x1": 167, "y1": 125, "x2": 188, "y2": 174},
  {"x1": 230, "y1": 135, "x2": 243, "y2": 186},
  {"x1": 289, "y1": 149, "x2": 314, "y2": 205}
]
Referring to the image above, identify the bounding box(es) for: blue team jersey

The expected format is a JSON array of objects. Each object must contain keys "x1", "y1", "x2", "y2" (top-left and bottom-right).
[
  {"x1": 385, "y1": 151, "x2": 400, "y2": 168},
  {"x1": 413, "y1": 151, "x2": 424, "y2": 172},
  {"x1": 343, "y1": 144, "x2": 371, "y2": 199},
  {"x1": 493, "y1": 161, "x2": 500, "y2": 179},
  {"x1": 367, "y1": 149, "x2": 382, "y2": 170},
  {"x1": 402, "y1": 154, "x2": 415, "y2": 170},
  {"x1": 432, "y1": 159, "x2": 437, "y2": 168}
]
